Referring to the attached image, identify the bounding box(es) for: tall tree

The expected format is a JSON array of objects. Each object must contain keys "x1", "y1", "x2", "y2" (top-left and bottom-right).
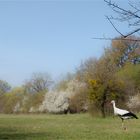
[
  {"x1": 77, "y1": 57, "x2": 123, "y2": 117},
  {"x1": 88, "y1": 56, "x2": 124, "y2": 117},
  {"x1": 109, "y1": 36, "x2": 140, "y2": 67}
]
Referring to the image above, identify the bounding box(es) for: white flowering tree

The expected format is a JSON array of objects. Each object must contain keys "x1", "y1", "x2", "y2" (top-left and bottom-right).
[
  {"x1": 127, "y1": 94, "x2": 140, "y2": 112},
  {"x1": 39, "y1": 79, "x2": 86, "y2": 113}
]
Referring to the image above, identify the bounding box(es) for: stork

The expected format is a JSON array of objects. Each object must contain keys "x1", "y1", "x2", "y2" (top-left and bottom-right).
[{"x1": 111, "y1": 100, "x2": 138, "y2": 130}]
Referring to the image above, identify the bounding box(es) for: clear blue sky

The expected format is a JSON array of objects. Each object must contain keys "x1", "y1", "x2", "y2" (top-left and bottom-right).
[{"x1": 0, "y1": 0, "x2": 126, "y2": 86}]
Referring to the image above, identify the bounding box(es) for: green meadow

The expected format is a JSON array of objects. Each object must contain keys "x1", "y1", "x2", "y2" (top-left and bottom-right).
[{"x1": 0, "y1": 114, "x2": 139, "y2": 140}]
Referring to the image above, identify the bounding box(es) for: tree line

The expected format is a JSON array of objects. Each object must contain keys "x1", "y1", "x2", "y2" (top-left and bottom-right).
[
  {"x1": 0, "y1": 0, "x2": 140, "y2": 117},
  {"x1": 0, "y1": 36, "x2": 140, "y2": 117}
]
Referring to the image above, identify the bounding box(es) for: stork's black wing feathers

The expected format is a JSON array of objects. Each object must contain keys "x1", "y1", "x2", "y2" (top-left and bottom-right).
[{"x1": 122, "y1": 112, "x2": 138, "y2": 119}]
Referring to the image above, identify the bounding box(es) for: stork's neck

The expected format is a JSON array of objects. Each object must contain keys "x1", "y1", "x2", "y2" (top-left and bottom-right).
[{"x1": 112, "y1": 102, "x2": 116, "y2": 110}]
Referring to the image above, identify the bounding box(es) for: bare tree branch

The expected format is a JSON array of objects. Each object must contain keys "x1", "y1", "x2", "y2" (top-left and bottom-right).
[
  {"x1": 106, "y1": 16, "x2": 126, "y2": 37},
  {"x1": 126, "y1": 28, "x2": 140, "y2": 37},
  {"x1": 104, "y1": 0, "x2": 140, "y2": 37},
  {"x1": 92, "y1": 37, "x2": 140, "y2": 42},
  {"x1": 104, "y1": 0, "x2": 140, "y2": 19}
]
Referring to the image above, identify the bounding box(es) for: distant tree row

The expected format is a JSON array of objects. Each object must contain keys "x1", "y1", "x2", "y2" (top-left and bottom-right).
[
  {"x1": 0, "y1": 0, "x2": 140, "y2": 116},
  {"x1": 0, "y1": 73, "x2": 52, "y2": 113},
  {"x1": 0, "y1": 36, "x2": 140, "y2": 116}
]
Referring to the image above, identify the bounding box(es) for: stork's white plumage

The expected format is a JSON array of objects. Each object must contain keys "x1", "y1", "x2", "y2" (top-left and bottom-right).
[
  {"x1": 111, "y1": 100, "x2": 128, "y2": 115},
  {"x1": 111, "y1": 100, "x2": 138, "y2": 130}
]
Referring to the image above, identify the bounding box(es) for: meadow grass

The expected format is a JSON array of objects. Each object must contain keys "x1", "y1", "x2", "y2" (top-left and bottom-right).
[{"x1": 0, "y1": 113, "x2": 139, "y2": 140}]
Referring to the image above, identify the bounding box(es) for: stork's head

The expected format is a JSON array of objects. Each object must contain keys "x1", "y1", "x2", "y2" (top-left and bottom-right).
[{"x1": 111, "y1": 100, "x2": 115, "y2": 104}]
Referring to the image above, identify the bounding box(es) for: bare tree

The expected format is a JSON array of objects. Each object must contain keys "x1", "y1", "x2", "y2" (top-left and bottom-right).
[
  {"x1": 24, "y1": 73, "x2": 52, "y2": 94},
  {"x1": 104, "y1": 0, "x2": 140, "y2": 37}
]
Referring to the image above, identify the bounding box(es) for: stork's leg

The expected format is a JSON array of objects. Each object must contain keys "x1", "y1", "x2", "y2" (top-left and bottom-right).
[
  {"x1": 121, "y1": 119, "x2": 124, "y2": 129},
  {"x1": 121, "y1": 119, "x2": 127, "y2": 130}
]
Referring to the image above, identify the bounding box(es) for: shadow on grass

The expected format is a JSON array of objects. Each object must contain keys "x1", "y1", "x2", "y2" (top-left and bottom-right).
[
  {"x1": 0, "y1": 128, "x2": 50, "y2": 140},
  {"x1": 0, "y1": 132, "x2": 48, "y2": 140}
]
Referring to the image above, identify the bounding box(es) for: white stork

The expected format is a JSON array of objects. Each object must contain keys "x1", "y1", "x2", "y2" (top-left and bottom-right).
[{"x1": 111, "y1": 100, "x2": 138, "y2": 130}]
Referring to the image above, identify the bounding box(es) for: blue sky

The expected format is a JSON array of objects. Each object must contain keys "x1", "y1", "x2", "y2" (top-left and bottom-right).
[{"x1": 0, "y1": 0, "x2": 127, "y2": 86}]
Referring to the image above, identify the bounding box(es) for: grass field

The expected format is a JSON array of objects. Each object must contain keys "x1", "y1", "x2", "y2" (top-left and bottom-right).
[{"x1": 0, "y1": 114, "x2": 139, "y2": 140}]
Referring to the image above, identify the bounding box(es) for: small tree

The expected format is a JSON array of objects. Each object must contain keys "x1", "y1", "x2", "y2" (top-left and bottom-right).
[
  {"x1": 0, "y1": 80, "x2": 11, "y2": 112},
  {"x1": 24, "y1": 73, "x2": 52, "y2": 94},
  {"x1": 3, "y1": 87, "x2": 25, "y2": 113},
  {"x1": 0, "y1": 80, "x2": 11, "y2": 95}
]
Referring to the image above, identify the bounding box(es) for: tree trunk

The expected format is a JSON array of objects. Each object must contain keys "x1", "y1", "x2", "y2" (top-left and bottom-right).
[
  {"x1": 101, "y1": 101, "x2": 105, "y2": 118},
  {"x1": 101, "y1": 91, "x2": 107, "y2": 118}
]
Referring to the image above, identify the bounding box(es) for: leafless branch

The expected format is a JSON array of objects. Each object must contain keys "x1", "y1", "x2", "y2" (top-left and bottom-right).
[
  {"x1": 106, "y1": 16, "x2": 126, "y2": 37},
  {"x1": 104, "y1": 0, "x2": 140, "y2": 19},
  {"x1": 91, "y1": 37, "x2": 140, "y2": 42},
  {"x1": 104, "y1": 0, "x2": 140, "y2": 37},
  {"x1": 125, "y1": 28, "x2": 140, "y2": 37}
]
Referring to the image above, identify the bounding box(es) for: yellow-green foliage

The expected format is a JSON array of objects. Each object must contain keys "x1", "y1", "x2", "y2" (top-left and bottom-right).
[
  {"x1": 3, "y1": 87, "x2": 25, "y2": 113},
  {"x1": 88, "y1": 79, "x2": 104, "y2": 101},
  {"x1": 118, "y1": 64, "x2": 140, "y2": 89}
]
